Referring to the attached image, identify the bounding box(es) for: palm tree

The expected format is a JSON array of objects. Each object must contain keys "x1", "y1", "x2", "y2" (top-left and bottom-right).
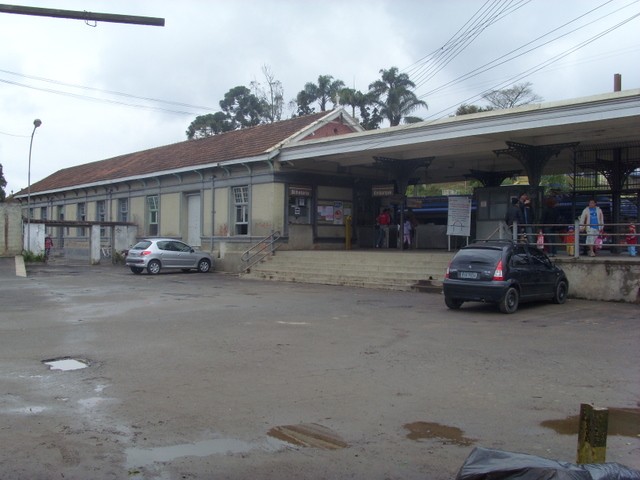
[
  {"x1": 299, "y1": 75, "x2": 345, "y2": 112},
  {"x1": 368, "y1": 67, "x2": 427, "y2": 126}
]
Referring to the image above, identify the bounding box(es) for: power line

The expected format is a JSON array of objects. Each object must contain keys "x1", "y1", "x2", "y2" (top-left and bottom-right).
[
  {"x1": 0, "y1": 68, "x2": 217, "y2": 113},
  {"x1": 424, "y1": 12, "x2": 640, "y2": 121},
  {"x1": 417, "y1": 0, "x2": 635, "y2": 100},
  {"x1": 406, "y1": 0, "x2": 530, "y2": 90}
]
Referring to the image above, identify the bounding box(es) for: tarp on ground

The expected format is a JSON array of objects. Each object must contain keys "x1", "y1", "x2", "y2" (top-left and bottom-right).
[{"x1": 456, "y1": 447, "x2": 640, "y2": 480}]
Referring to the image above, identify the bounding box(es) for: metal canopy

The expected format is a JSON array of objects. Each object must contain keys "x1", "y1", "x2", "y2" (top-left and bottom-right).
[{"x1": 279, "y1": 90, "x2": 640, "y2": 187}]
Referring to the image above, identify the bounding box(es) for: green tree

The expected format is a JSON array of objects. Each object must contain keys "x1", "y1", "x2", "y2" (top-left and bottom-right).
[
  {"x1": 337, "y1": 88, "x2": 382, "y2": 129},
  {"x1": 294, "y1": 89, "x2": 316, "y2": 116},
  {"x1": 368, "y1": 67, "x2": 427, "y2": 126},
  {"x1": 220, "y1": 85, "x2": 268, "y2": 129},
  {"x1": 186, "y1": 112, "x2": 233, "y2": 140},
  {"x1": 0, "y1": 163, "x2": 7, "y2": 201},
  {"x1": 482, "y1": 82, "x2": 543, "y2": 109},
  {"x1": 296, "y1": 75, "x2": 345, "y2": 113},
  {"x1": 455, "y1": 104, "x2": 493, "y2": 115}
]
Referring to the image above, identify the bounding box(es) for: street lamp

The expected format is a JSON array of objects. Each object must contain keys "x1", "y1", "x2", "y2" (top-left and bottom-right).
[{"x1": 26, "y1": 118, "x2": 42, "y2": 252}]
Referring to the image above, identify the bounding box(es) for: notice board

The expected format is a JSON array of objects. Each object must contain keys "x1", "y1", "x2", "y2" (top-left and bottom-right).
[{"x1": 446, "y1": 196, "x2": 472, "y2": 237}]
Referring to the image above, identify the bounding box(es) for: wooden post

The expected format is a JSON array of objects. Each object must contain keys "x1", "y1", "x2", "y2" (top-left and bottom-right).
[{"x1": 577, "y1": 403, "x2": 608, "y2": 463}]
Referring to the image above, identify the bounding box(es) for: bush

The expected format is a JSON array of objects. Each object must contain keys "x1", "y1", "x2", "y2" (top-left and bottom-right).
[{"x1": 22, "y1": 250, "x2": 46, "y2": 263}]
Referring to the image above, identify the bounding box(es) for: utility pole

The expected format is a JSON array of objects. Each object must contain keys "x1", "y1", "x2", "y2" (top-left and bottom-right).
[{"x1": 0, "y1": 4, "x2": 164, "y2": 26}]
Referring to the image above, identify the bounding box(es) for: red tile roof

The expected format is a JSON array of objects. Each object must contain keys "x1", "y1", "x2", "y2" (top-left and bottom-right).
[{"x1": 24, "y1": 111, "x2": 334, "y2": 194}]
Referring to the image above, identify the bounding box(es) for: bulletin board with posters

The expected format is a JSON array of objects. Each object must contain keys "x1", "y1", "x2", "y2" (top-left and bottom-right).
[{"x1": 317, "y1": 200, "x2": 352, "y2": 225}]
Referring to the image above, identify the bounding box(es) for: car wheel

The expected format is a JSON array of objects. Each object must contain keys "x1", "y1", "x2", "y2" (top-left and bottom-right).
[
  {"x1": 444, "y1": 296, "x2": 463, "y2": 310},
  {"x1": 499, "y1": 286, "x2": 519, "y2": 314},
  {"x1": 197, "y1": 259, "x2": 211, "y2": 273},
  {"x1": 130, "y1": 266, "x2": 143, "y2": 274},
  {"x1": 552, "y1": 280, "x2": 568, "y2": 304},
  {"x1": 147, "y1": 260, "x2": 161, "y2": 275}
]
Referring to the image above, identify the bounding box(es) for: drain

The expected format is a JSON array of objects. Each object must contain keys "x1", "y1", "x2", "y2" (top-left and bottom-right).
[
  {"x1": 267, "y1": 423, "x2": 348, "y2": 450},
  {"x1": 43, "y1": 357, "x2": 89, "y2": 371}
]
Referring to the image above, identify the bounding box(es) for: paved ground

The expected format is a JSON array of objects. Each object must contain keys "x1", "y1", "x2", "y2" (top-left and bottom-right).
[{"x1": 0, "y1": 257, "x2": 638, "y2": 480}]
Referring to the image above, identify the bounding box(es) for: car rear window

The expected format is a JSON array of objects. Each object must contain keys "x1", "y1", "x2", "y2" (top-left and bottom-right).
[
  {"x1": 451, "y1": 248, "x2": 502, "y2": 266},
  {"x1": 131, "y1": 241, "x2": 152, "y2": 250}
]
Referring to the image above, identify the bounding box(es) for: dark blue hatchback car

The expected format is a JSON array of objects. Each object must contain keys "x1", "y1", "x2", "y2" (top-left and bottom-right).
[{"x1": 443, "y1": 240, "x2": 568, "y2": 314}]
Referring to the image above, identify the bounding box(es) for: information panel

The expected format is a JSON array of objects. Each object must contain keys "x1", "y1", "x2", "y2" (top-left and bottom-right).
[{"x1": 446, "y1": 196, "x2": 472, "y2": 237}]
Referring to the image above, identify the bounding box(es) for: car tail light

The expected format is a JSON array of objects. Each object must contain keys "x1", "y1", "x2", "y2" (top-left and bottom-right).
[
  {"x1": 492, "y1": 260, "x2": 504, "y2": 281},
  {"x1": 141, "y1": 250, "x2": 152, "y2": 256},
  {"x1": 445, "y1": 261, "x2": 452, "y2": 279}
]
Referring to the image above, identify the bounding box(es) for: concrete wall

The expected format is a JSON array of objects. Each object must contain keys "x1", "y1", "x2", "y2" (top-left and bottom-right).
[
  {"x1": 252, "y1": 183, "x2": 284, "y2": 237},
  {"x1": 1, "y1": 204, "x2": 23, "y2": 256},
  {"x1": 160, "y1": 192, "x2": 180, "y2": 237},
  {"x1": 556, "y1": 258, "x2": 640, "y2": 303}
]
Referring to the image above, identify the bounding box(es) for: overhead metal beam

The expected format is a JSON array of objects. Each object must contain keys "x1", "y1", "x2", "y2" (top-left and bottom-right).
[{"x1": 0, "y1": 4, "x2": 165, "y2": 26}]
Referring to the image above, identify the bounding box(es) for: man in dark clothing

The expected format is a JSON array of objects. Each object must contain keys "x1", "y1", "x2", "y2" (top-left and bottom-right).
[
  {"x1": 505, "y1": 197, "x2": 522, "y2": 228},
  {"x1": 541, "y1": 197, "x2": 560, "y2": 256},
  {"x1": 518, "y1": 193, "x2": 534, "y2": 243}
]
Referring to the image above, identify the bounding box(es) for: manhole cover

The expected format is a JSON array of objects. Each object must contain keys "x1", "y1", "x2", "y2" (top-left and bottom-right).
[
  {"x1": 43, "y1": 358, "x2": 88, "y2": 371},
  {"x1": 267, "y1": 423, "x2": 348, "y2": 450}
]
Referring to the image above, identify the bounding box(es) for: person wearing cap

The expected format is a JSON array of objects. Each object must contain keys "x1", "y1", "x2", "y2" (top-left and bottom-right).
[{"x1": 626, "y1": 224, "x2": 637, "y2": 257}]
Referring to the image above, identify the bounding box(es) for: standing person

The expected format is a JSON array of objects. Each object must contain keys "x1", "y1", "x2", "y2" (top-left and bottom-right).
[
  {"x1": 505, "y1": 197, "x2": 522, "y2": 235},
  {"x1": 44, "y1": 234, "x2": 54, "y2": 262},
  {"x1": 519, "y1": 193, "x2": 534, "y2": 243},
  {"x1": 542, "y1": 197, "x2": 560, "y2": 256},
  {"x1": 626, "y1": 223, "x2": 637, "y2": 257},
  {"x1": 579, "y1": 198, "x2": 604, "y2": 257},
  {"x1": 403, "y1": 218, "x2": 412, "y2": 250},
  {"x1": 375, "y1": 208, "x2": 391, "y2": 248}
]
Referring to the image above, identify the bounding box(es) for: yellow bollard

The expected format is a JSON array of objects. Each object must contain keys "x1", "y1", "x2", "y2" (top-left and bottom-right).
[
  {"x1": 345, "y1": 215, "x2": 352, "y2": 250},
  {"x1": 577, "y1": 403, "x2": 608, "y2": 464}
]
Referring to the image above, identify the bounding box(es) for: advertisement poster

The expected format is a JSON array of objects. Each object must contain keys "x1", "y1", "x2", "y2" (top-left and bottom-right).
[{"x1": 447, "y1": 196, "x2": 472, "y2": 237}]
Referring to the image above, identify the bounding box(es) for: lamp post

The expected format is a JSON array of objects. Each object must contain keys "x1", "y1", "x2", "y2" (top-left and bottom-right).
[{"x1": 26, "y1": 118, "x2": 42, "y2": 252}]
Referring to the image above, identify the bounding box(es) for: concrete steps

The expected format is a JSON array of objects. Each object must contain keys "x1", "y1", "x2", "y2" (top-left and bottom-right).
[{"x1": 241, "y1": 250, "x2": 453, "y2": 292}]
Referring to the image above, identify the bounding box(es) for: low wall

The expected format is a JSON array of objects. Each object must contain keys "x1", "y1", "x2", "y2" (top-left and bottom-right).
[
  {"x1": 556, "y1": 257, "x2": 640, "y2": 303},
  {"x1": 0, "y1": 204, "x2": 22, "y2": 257}
]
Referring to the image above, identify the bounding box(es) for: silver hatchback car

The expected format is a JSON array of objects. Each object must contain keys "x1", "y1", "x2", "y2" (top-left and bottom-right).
[{"x1": 125, "y1": 238, "x2": 213, "y2": 275}]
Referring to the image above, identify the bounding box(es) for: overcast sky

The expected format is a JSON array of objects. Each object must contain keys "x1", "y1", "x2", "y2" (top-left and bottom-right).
[{"x1": 1, "y1": 0, "x2": 638, "y2": 195}]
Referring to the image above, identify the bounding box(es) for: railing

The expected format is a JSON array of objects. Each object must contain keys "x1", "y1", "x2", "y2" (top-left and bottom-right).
[
  {"x1": 511, "y1": 221, "x2": 638, "y2": 258},
  {"x1": 240, "y1": 231, "x2": 282, "y2": 273}
]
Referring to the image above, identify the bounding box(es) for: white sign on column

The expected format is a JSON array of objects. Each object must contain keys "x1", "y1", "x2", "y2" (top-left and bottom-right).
[{"x1": 446, "y1": 196, "x2": 472, "y2": 237}]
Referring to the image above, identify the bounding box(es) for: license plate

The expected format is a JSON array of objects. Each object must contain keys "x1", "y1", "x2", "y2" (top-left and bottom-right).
[{"x1": 459, "y1": 271, "x2": 478, "y2": 279}]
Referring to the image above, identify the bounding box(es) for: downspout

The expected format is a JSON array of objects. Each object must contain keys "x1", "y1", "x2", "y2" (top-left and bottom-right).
[{"x1": 210, "y1": 174, "x2": 215, "y2": 252}]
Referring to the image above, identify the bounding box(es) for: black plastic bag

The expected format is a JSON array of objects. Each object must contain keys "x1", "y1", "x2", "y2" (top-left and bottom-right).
[{"x1": 456, "y1": 447, "x2": 640, "y2": 480}]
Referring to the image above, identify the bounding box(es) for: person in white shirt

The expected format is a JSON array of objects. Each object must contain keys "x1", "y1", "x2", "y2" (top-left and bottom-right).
[{"x1": 579, "y1": 199, "x2": 604, "y2": 257}]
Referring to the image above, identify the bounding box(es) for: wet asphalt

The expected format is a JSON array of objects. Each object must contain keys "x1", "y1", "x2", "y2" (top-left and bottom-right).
[{"x1": 0, "y1": 257, "x2": 638, "y2": 479}]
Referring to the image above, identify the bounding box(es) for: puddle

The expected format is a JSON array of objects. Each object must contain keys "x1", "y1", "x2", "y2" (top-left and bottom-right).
[
  {"x1": 125, "y1": 437, "x2": 284, "y2": 469},
  {"x1": 541, "y1": 407, "x2": 640, "y2": 438},
  {"x1": 43, "y1": 358, "x2": 89, "y2": 371},
  {"x1": 404, "y1": 421, "x2": 475, "y2": 446},
  {"x1": 267, "y1": 423, "x2": 348, "y2": 449}
]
